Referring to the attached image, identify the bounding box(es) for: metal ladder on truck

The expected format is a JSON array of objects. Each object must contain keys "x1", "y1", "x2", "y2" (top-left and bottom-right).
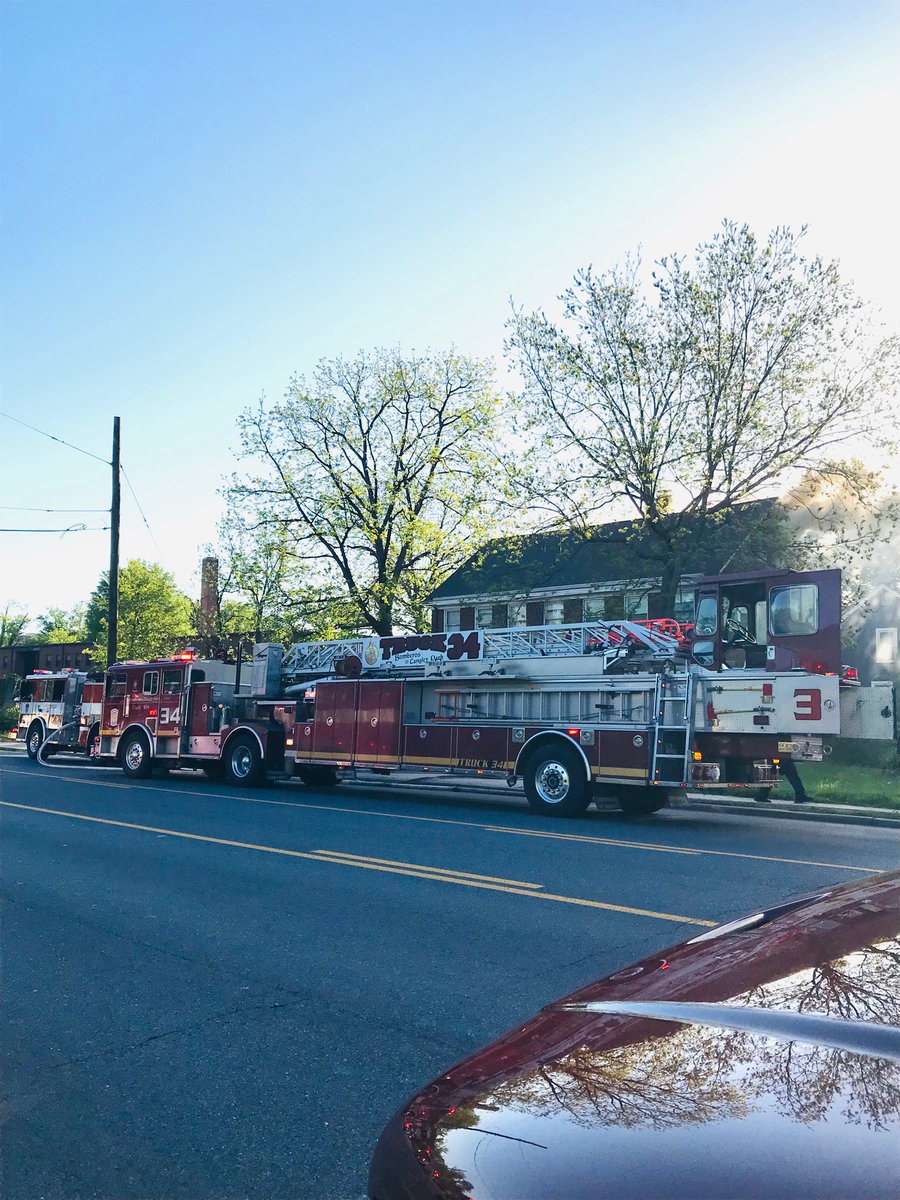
[
  {"x1": 651, "y1": 672, "x2": 695, "y2": 784},
  {"x1": 280, "y1": 620, "x2": 682, "y2": 679}
]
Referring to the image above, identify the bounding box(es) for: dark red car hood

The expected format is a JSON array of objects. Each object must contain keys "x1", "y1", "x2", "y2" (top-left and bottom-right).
[{"x1": 370, "y1": 871, "x2": 900, "y2": 1200}]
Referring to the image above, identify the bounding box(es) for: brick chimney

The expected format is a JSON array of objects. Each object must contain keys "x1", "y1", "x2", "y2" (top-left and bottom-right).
[{"x1": 199, "y1": 557, "x2": 219, "y2": 638}]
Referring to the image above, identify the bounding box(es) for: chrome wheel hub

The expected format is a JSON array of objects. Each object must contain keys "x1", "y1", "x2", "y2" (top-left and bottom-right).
[
  {"x1": 535, "y1": 760, "x2": 570, "y2": 804},
  {"x1": 125, "y1": 741, "x2": 144, "y2": 770},
  {"x1": 232, "y1": 747, "x2": 252, "y2": 778}
]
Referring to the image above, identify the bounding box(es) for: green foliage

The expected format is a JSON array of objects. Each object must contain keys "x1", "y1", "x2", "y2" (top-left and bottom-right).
[
  {"x1": 229, "y1": 347, "x2": 506, "y2": 635},
  {"x1": 508, "y1": 221, "x2": 900, "y2": 608},
  {"x1": 34, "y1": 603, "x2": 88, "y2": 643},
  {"x1": 201, "y1": 516, "x2": 310, "y2": 644},
  {"x1": 0, "y1": 697, "x2": 18, "y2": 734},
  {"x1": 86, "y1": 560, "x2": 193, "y2": 666},
  {"x1": 0, "y1": 603, "x2": 29, "y2": 647}
]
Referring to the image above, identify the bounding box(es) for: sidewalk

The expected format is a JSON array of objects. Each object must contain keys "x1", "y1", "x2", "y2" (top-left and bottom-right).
[{"x1": 3, "y1": 739, "x2": 897, "y2": 827}]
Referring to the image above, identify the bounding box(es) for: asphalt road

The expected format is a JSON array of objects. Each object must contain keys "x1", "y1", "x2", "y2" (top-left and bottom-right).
[{"x1": 2, "y1": 756, "x2": 899, "y2": 1200}]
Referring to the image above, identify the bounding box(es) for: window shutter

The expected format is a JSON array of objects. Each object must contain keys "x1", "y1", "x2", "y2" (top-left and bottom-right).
[
  {"x1": 563, "y1": 598, "x2": 583, "y2": 624},
  {"x1": 459, "y1": 606, "x2": 475, "y2": 630},
  {"x1": 526, "y1": 601, "x2": 544, "y2": 626},
  {"x1": 431, "y1": 609, "x2": 444, "y2": 633}
]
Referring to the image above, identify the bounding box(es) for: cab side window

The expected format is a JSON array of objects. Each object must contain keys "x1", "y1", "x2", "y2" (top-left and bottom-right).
[
  {"x1": 162, "y1": 669, "x2": 182, "y2": 695},
  {"x1": 769, "y1": 585, "x2": 819, "y2": 637},
  {"x1": 107, "y1": 674, "x2": 126, "y2": 698},
  {"x1": 142, "y1": 671, "x2": 160, "y2": 696}
]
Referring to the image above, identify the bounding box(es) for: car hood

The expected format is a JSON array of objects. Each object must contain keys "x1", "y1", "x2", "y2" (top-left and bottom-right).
[{"x1": 371, "y1": 872, "x2": 900, "y2": 1200}]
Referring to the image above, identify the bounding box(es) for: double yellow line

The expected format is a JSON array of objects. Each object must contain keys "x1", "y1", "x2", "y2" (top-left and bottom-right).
[{"x1": 0, "y1": 800, "x2": 715, "y2": 927}]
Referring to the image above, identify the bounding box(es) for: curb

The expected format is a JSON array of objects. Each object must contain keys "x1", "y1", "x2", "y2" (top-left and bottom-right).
[{"x1": 675, "y1": 796, "x2": 900, "y2": 829}]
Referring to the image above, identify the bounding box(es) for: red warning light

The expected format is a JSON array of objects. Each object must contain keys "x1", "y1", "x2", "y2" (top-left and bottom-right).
[{"x1": 172, "y1": 651, "x2": 195, "y2": 661}]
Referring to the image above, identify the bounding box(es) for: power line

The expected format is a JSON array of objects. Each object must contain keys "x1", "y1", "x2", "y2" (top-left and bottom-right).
[
  {"x1": 0, "y1": 524, "x2": 110, "y2": 534},
  {"x1": 0, "y1": 505, "x2": 109, "y2": 513},
  {"x1": 121, "y1": 466, "x2": 161, "y2": 554},
  {"x1": 0, "y1": 410, "x2": 110, "y2": 465}
]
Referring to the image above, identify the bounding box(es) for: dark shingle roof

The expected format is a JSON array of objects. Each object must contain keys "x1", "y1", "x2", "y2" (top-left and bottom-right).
[{"x1": 430, "y1": 501, "x2": 783, "y2": 601}]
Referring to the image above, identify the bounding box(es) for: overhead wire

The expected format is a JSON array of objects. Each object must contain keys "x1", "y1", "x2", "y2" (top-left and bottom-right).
[
  {"x1": 0, "y1": 410, "x2": 110, "y2": 465},
  {"x1": 121, "y1": 466, "x2": 161, "y2": 554},
  {"x1": 0, "y1": 505, "x2": 109, "y2": 513},
  {"x1": 0, "y1": 525, "x2": 110, "y2": 534},
  {"x1": 1, "y1": 408, "x2": 163, "y2": 558}
]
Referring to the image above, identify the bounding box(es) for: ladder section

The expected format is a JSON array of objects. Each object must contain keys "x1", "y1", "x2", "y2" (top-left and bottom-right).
[
  {"x1": 281, "y1": 620, "x2": 682, "y2": 679},
  {"x1": 480, "y1": 620, "x2": 680, "y2": 659},
  {"x1": 652, "y1": 673, "x2": 695, "y2": 784}
]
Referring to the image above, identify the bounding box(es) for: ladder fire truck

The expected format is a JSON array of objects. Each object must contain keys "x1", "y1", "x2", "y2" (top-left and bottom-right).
[
  {"x1": 89, "y1": 567, "x2": 895, "y2": 816},
  {"x1": 16, "y1": 669, "x2": 104, "y2": 759}
]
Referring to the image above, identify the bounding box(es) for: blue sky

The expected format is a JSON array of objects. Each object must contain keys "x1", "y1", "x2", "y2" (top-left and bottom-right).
[{"x1": 2, "y1": 0, "x2": 899, "y2": 618}]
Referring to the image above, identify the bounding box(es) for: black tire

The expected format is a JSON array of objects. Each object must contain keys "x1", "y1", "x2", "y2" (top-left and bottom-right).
[
  {"x1": 26, "y1": 722, "x2": 45, "y2": 761},
  {"x1": 120, "y1": 730, "x2": 153, "y2": 779},
  {"x1": 224, "y1": 734, "x2": 264, "y2": 787},
  {"x1": 297, "y1": 765, "x2": 340, "y2": 788},
  {"x1": 203, "y1": 761, "x2": 226, "y2": 781},
  {"x1": 522, "y1": 743, "x2": 591, "y2": 817},
  {"x1": 617, "y1": 787, "x2": 668, "y2": 817}
]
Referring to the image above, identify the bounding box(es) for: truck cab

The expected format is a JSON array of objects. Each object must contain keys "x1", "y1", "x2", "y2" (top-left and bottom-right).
[{"x1": 691, "y1": 568, "x2": 841, "y2": 677}]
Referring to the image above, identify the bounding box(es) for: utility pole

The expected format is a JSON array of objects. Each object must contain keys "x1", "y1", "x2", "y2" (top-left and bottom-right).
[{"x1": 107, "y1": 416, "x2": 121, "y2": 667}]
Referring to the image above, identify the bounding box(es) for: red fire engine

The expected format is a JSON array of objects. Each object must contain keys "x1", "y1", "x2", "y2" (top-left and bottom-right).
[
  {"x1": 87, "y1": 567, "x2": 895, "y2": 817},
  {"x1": 16, "y1": 669, "x2": 104, "y2": 759}
]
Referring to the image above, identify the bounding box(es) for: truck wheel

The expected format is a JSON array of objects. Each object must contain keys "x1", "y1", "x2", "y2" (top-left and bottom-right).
[
  {"x1": 523, "y1": 744, "x2": 591, "y2": 817},
  {"x1": 224, "y1": 735, "x2": 263, "y2": 787},
  {"x1": 297, "y1": 766, "x2": 340, "y2": 788},
  {"x1": 120, "y1": 730, "x2": 153, "y2": 779},
  {"x1": 26, "y1": 722, "x2": 45, "y2": 761},
  {"x1": 617, "y1": 787, "x2": 668, "y2": 817}
]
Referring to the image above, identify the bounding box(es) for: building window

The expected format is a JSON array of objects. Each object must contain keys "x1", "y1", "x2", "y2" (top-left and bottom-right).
[
  {"x1": 475, "y1": 605, "x2": 494, "y2": 629},
  {"x1": 544, "y1": 601, "x2": 565, "y2": 624},
  {"x1": 508, "y1": 603, "x2": 528, "y2": 627},
  {"x1": 624, "y1": 591, "x2": 649, "y2": 619},
  {"x1": 875, "y1": 627, "x2": 898, "y2": 665},
  {"x1": 583, "y1": 598, "x2": 604, "y2": 623},
  {"x1": 444, "y1": 608, "x2": 461, "y2": 632}
]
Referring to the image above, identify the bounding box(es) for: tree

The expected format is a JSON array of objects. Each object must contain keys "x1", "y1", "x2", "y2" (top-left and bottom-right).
[
  {"x1": 34, "y1": 604, "x2": 88, "y2": 643},
  {"x1": 86, "y1": 560, "x2": 193, "y2": 665},
  {"x1": 201, "y1": 514, "x2": 310, "y2": 645},
  {"x1": 507, "y1": 221, "x2": 900, "y2": 610},
  {"x1": 229, "y1": 348, "x2": 505, "y2": 636},
  {"x1": 0, "y1": 603, "x2": 28, "y2": 647},
  {"x1": 781, "y1": 463, "x2": 900, "y2": 611}
]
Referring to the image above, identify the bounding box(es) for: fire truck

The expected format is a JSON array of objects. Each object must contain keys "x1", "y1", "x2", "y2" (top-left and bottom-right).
[
  {"x1": 90, "y1": 567, "x2": 895, "y2": 817},
  {"x1": 16, "y1": 669, "x2": 104, "y2": 759}
]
